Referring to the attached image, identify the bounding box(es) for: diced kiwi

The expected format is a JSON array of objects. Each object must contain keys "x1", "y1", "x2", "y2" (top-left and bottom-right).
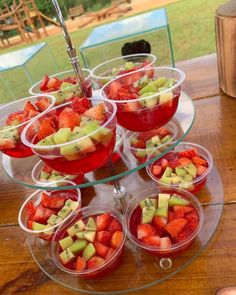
[
  {"x1": 84, "y1": 231, "x2": 96, "y2": 242},
  {"x1": 139, "y1": 93, "x2": 158, "y2": 108},
  {"x1": 65, "y1": 199, "x2": 78, "y2": 211},
  {"x1": 59, "y1": 248, "x2": 75, "y2": 264},
  {"x1": 163, "y1": 78, "x2": 176, "y2": 88},
  {"x1": 169, "y1": 194, "x2": 190, "y2": 206},
  {"x1": 158, "y1": 193, "x2": 171, "y2": 208},
  {"x1": 40, "y1": 171, "x2": 50, "y2": 180},
  {"x1": 184, "y1": 163, "x2": 197, "y2": 178},
  {"x1": 140, "y1": 198, "x2": 158, "y2": 209},
  {"x1": 171, "y1": 175, "x2": 182, "y2": 184},
  {"x1": 53, "y1": 128, "x2": 72, "y2": 144},
  {"x1": 67, "y1": 220, "x2": 85, "y2": 236},
  {"x1": 32, "y1": 221, "x2": 47, "y2": 231},
  {"x1": 82, "y1": 243, "x2": 96, "y2": 261},
  {"x1": 182, "y1": 174, "x2": 194, "y2": 181},
  {"x1": 155, "y1": 207, "x2": 168, "y2": 218},
  {"x1": 139, "y1": 81, "x2": 157, "y2": 95},
  {"x1": 142, "y1": 206, "x2": 156, "y2": 224},
  {"x1": 175, "y1": 167, "x2": 187, "y2": 176},
  {"x1": 131, "y1": 137, "x2": 139, "y2": 145},
  {"x1": 59, "y1": 236, "x2": 74, "y2": 250},
  {"x1": 162, "y1": 167, "x2": 173, "y2": 178},
  {"x1": 85, "y1": 217, "x2": 97, "y2": 231},
  {"x1": 47, "y1": 214, "x2": 63, "y2": 225},
  {"x1": 38, "y1": 134, "x2": 55, "y2": 146},
  {"x1": 161, "y1": 135, "x2": 172, "y2": 144},
  {"x1": 57, "y1": 205, "x2": 72, "y2": 219},
  {"x1": 69, "y1": 239, "x2": 88, "y2": 254},
  {"x1": 159, "y1": 92, "x2": 173, "y2": 105},
  {"x1": 153, "y1": 77, "x2": 167, "y2": 87},
  {"x1": 160, "y1": 176, "x2": 172, "y2": 184},
  {"x1": 125, "y1": 61, "x2": 134, "y2": 70},
  {"x1": 136, "y1": 149, "x2": 146, "y2": 158},
  {"x1": 0, "y1": 128, "x2": 19, "y2": 143},
  {"x1": 81, "y1": 121, "x2": 102, "y2": 142}
]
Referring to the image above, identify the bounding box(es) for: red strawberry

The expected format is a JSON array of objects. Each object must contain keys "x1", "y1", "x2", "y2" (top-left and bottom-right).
[
  {"x1": 153, "y1": 216, "x2": 168, "y2": 230},
  {"x1": 179, "y1": 149, "x2": 197, "y2": 158},
  {"x1": 172, "y1": 205, "x2": 194, "y2": 217},
  {"x1": 196, "y1": 164, "x2": 208, "y2": 176},
  {"x1": 40, "y1": 75, "x2": 50, "y2": 91},
  {"x1": 160, "y1": 237, "x2": 172, "y2": 249},
  {"x1": 137, "y1": 224, "x2": 156, "y2": 240},
  {"x1": 72, "y1": 97, "x2": 91, "y2": 114},
  {"x1": 192, "y1": 156, "x2": 208, "y2": 166},
  {"x1": 84, "y1": 103, "x2": 105, "y2": 120},
  {"x1": 35, "y1": 97, "x2": 50, "y2": 112},
  {"x1": 123, "y1": 101, "x2": 140, "y2": 112},
  {"x1": 142, "y1": 235, "x2": 160, "y2": 246},
  {"x1": 37, "y1": 116, "x2": 57, "y2": 140},
  {"x1": 87, "y1": 256, "x2": 105, "y2": 269},
  {"x1": 58, "y1": 107, "x2": 80, "y2": 130},
  {"x1": 28, "y1": 109, "x2": 40, "y2": 118},
  {"x1": 152, "y1": 165, "x2": 162, "y2": 176},
  {"x1": 41, "y1": 192, "x2": 65, "y2": 209},
  {"x1": 105, "y1": 247, "x2": 115, "y2": 259},
  {"x1": 156, "y1": 127, "x2": 169, "y2": 138},
  {"x1": 27, "y1": 216, "x2": 34, "y2": 230},
  {"x1": 75, "y1": 256, "x2": 86, "y2": 271},
  {"x1": 174, "y1": 226, "x2": 193, "y2": 242},
  {"x1": 165, "y1": 218, "x2": 188, "y2": 238},
  {"x1": 42, "y1": 164, "x2": 53, "y2": 174},
  {"x1": 33, "y1": 205, "x2": 47, "y2": 223},
  {"x1": 46, "y1": 77, "x2": 62, "y2": 90},
  {"x1": 108, "y1": 81, "x2": 121, "y2": 100},
  {"x1": 96, "y1": 231, "x2": 112, "y2": 246},
  {"x1": 94, "y1": 242, "x2": 109, "y2": 258},
  {"x1": 132, "y1": 139, "x2": 146, "y2": 149},
  {"x1": 178, "y1": 157, "x2": 192, "y2": 167},
  {"x1": 23, "y1": 101, "x2": 38, "y2": 118},
  {"x1": 107, "y1": 218, "x2": 122, "y2": 233},
  {"x1": 185, "y1": 210, "x2": 199, "y2": 231},
  {"x1": 96, "y1": 213, "x2": 111, "y2": 231},
  {"x1": 111, "y1": 231, "x2": 123, "y2": 249},
  {"x1": 161, "y1": 158, "x2": 169, "y2": 169},
  {"x1": 6, "y1": 111, "x2": 24, "y2": 126},
  {"x1": 25, "y1": 202, "x2": 36, "y2": 216},
  {"x1": 168, "y1": 211, "x2": 175, "y2": 223},
  {"x1": 63, "y1": 77, "x2": 76, "y2": 84}
]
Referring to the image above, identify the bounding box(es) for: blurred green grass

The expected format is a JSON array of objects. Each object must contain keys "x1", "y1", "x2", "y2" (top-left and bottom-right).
[{"x1": 0, "y1": 0, "x2": 225, "y2": 103}]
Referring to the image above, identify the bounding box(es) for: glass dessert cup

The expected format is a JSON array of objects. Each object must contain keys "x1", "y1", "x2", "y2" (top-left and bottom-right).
[
  {"x1": 91, "y1": 53, "x2": 157, "y2": 89},
  {"x1": 125, "y1": 121, "x2": 178, "y2": 164},
  {"x1": 146, "y1": 142, "x2": 213, "y2": 194},
  {"x1": 21, "y1": 98, "x2": 117, "y2": 175},
  {"x1": 124, "y1": 186, "x2": 204, "y2": 258},
  {"x1": 31, "y1": 160, "x2": 85, "y2": 186},
  {"x1": 110, "y1": 125, "x2": 125, "y2": 164},
  {"x1": 0, "y1": 95, "x2": 55, "y2": 158},
  {"x1": 29, "y1": 69, "x2": 92, "y2": 105},
  {"x1": 51, "y1": 205, "x2": 126, "y2": 279},
  {"x1": 100, "y1": 67, "x2": 185, "y2": 132},
  {"x1": 18, "y1": 180, "x2": 81, "y2": 241}
]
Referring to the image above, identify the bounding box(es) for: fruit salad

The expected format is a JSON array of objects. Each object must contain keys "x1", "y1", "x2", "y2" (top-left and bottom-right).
[
  {"x1": 125, "y1": 122, "x2": 177, "y2": 163},
  {"x1": 18, "y1": 184, "x2": 81, "y2": 240},
  {"x1": 91, "y1": 53, "x2": 157, "y2": 88},
  {"x1": 29, "y1": 69, "x2": 92, "y2": 105},
  {"x1": 21, "y1": 97, "x2": 117, "y2": 175},
  {"x1": 146, "y1": 142, "x2": 213, "y2": 194},
  {"x1": 125, "y1": 187, "x2": 203, "y2": 257},
  {"x1": 51, "y1": 205, "x2": 125, "y2": 278},
  {"x1": 100, "y1": 67, "x2": 185, "y2": 132},
  {"x1": 0, "y1": 95, "x2": 55, "y2": 158}
]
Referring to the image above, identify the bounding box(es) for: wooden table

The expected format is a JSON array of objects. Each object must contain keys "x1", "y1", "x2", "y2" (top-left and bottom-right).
[{"x1": 1, "y1": 53, "x2": 236, "y2": 295}]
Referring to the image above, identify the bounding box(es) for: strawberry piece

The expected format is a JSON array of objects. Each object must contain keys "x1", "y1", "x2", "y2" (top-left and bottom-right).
[
  {"x1": 63, "y1": 77, "x2": 75, "y2": 84},
  {"x1": 156, "y1": 127, "x2": 170, "y2": 138},
  {"x1": 41, "y1": 192, "x2": 65, "y2": 209},
  {"x1": 87, "y1": 256, "x2": 105, "y2": 269},
  {"x1": 58, "y1": 107, "x2": 80, "y2": 130},
  {"x1": 25, "y1": 202, "x2": 36, "y2": 216},
  {"x1": 72, "y1": 97, "x2": 91, "y2": 114},
  {"x1": 42, "y1": 164, "x2": 53, "y2": 174},
  {"x1": 46, "y1": 77, "x2": 62, "y2": 90},
  {"x1": 131, "y1": 139, "x2": 146, "y2": 149},
  {"x1": 174, "y1": 226, "x2": 193, "y2": 242},
  {"x1": 108, "y1": 81, "x2": 121, "y2": 100},
  {"x1": 6, "y1": 111, "x2": 24, "y2": 126},
  {"x1": 152, "y1": 165, "x2": 162, "y2": 176},
  {"x1": 96, "y1": 213, "x2": 111, "y2": 231},
  {"x1": 96, "y1": 231, "x2": 112, "y2": 246},
  {"x1": 142, "y1": 235, "x2": 160, "y2": 246},
  {"x1": 165, "y1": 218, "x2": 188, "y2": 238},
  {"x1": 153, "y1": 216, "x2": 168, "y2": 230},
  {"x1": 94, "y1": 242, "x2": 109, "y2": 258},
  {"x1": 137, "y1": 224, "x2": 156, "y2": 240},
  {"x1": 185, "y1": 210, "x2": 199, "y2": 231},
  {"x1": 123, "y1": 101, "x2": 140, "y2": 112},
  {"x1": 168, "y1": 211, "x2": 175, "y2": 223},
  {"x1": 84, "y1": 103, "x2": 105, "y2": 120},
  {"x1": 35, "y1": 97, "x2": 50, "y2": 112},
  {"x1": 40, "y1": 75, "x2": 50, "y2": 91},
  {"x1": 178, "y1": 157, "x2": 192, "y2": 167},
  {"x1": 172, "y1": 205, "x2": 194, "y2": 217},
  {"x1": 111, "y1": 231, "x2": 123, "y2": 249},
  {"x1": 107, "y1": 218, "x2": 122, "y2": 233},
  {"x1": 33, "y1": 205, "x2": 56, "y2": 224},
  {"x1": 23, "y1": 101, "x2": 38, "y2": 118},
  {"x1": 27, "y1": 216, "x2": 34, "y2": 230},
  {"x1": 105, "y1": 247, "x2": 115, "y2": 259},
  {"x1": 160, "y1": 237, "x2": 172, "y2": 249},
  {"x1": 76, "y1": 256, "x2": 86, "y2": 271},
  {"x1": 161, "y1": 158, "x2": 169, "y2": 169},
  {"x1": 37, "y1": 116, "x2": 57, "y2": 140},
  {"x1": 192, "y1": 156, "x2": 208, "y2": 167},
  {"x1": 179, "y1": 149, "x2": 197, "y2": 158},
  {"x1": 196, "y1": 164, "x2": 208, "y2": 176}
]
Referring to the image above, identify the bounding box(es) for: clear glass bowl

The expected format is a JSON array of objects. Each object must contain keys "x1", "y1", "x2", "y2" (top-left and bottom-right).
[
  {"x1": 21, "y1": 98, "x2": 117, "y2": 175},
  {"x1": 91, "y1": 53, "x2": 157, "y2": 89},
  {"x1": 18, "y1": 180, "x2": 81, "y2": 240},
  {"x1": 0, "y1": 95, "x2": 55, "y2": 158},
  {"x1": 51, "y1": 204, "x2": 126, "y2": 279},
  {"x1": 124, "y1": 186, "x2": 204, "y2": 257},
  {"x1": 125, "y1": 121, "x2": 177, "y2": 164},
  {"x1": 100, "y1": 67, "x2": 185, "y2": 132},
  {"x1": 29, "y1": 69, "x2": 92, "y2": 105},
  {"x1": 146, "y1": 142, "x2": 214, "y2": 194}
]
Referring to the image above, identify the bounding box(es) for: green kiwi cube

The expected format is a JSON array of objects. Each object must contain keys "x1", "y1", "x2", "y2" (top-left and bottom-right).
[
  {"x1": 59, "y1": 248, "x2": 75, "y2": 265},
  {"x1": 53, "y1": 128, "x2": 72, "y2": 144},
  {"x1": 142, "y1": 206, "x2": 156, "y2": 224},
  {"x1": 47, "y1": 214, "x2": 63, "y2": 226},
  {"x1": 59, "y1": 236, "x2": 74, "y2": 250},
  {"x1": 169, "y1": 194, "x2": 190, "y2": 206},
  {"x1": 69, "y1": 239, "x2": 88, "y2": 254},
  {"x1": 57, "y1": 206, "x2": 72, "y2": 219},
  {"x1": 82, "y1": 243, "x2": 96, "y2": 261},
  {"x1": 85, "y1": 217, "x2": 97, "y2": 231},
  {"x1": 67, "y1": 220, "x2": 85, "y2": 236}
]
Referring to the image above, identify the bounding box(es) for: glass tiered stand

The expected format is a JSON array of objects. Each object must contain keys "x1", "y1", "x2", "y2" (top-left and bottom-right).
[{"x1": 1, "y1": 2, "x2": 224, "y2": 294}]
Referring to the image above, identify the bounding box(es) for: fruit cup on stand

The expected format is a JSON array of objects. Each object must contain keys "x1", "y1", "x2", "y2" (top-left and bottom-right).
[
  {"x1": 51, "y1": 205, "x2": 126, "y2": 278},
  {"x1": 18, "y1": 180, "x2": 81, "y2": 240},
  {"x1": 146, "y1": 142, "x2": 213, "y2": 194},
  {"x1": 0, "y1": 95, "x2": 55, "y2": 158},
  {"x1": 124, "y1": 187, "x2": 203, "y2": 257},
  {"x1": 91, "y1": 53, "x2": 157, "y2": 89},
  {"x1": 125, "y1": 122, "x2": 177, "y2": 164},
  {"x1": 21, "y1": 97, "x2": 117, "y2": 175},
  {"x1": 29, "y1": 69, "x2": 92, "y2": 105},
  {"x1": 100, "y1": 67, "x2": 185, "y2": 132}
]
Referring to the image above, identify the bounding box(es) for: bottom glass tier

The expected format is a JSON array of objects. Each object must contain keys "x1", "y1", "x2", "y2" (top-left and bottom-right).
[{"x1": 27, "y1": 166, "x2": 223, "y2": 295}]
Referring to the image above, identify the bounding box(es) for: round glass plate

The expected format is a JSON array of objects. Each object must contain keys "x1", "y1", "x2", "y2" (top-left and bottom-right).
[
  {"x1": 2, "y1": 92, "x2": 196, "y2": 190},
  {"x1": 27, "y1": 166, "x2": 224, "y2": 294}
]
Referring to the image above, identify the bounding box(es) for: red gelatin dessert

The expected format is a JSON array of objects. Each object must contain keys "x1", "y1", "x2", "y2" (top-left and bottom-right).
[
  {"x1": 146, "y1": 142, "x2": 213, "y2": 194},
  {"x1": 125, "y1": 187, "x2": 203, "y2": 257},
  {"x1": 21, "y1": 98, "x2": 117, "y2": 175},
  {"x1": 100, "y1": 67, "x2": 185, "y2": 132},
  {"x1": 51, "y1": 205, "x2": 126, "y2": 278},
  {"x1": 0, "y1": 95, "x2": 55, "y2": 158}
]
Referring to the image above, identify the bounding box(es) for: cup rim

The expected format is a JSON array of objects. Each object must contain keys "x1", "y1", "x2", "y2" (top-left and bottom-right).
[
  {"x1": 28, "y1": 69, "x2": 91, "y2": 96},
  {"x1": 0, "y1": 94, "x2": 56, "y2": 134},
  {"x1": 21, "y1": 97, "x2": 117, "y2": 150},
  {"x1": 18, "y1": 180, "x2": 81, "y2": 235},
  {"x1": 146, "y1": 141, "x2": 214, "y2": 187},
  {"x1": 51, "y1": 204, "x2": 126, "y2": 275},
  {"x1": 99, "y1": 66, "x2": 185, "y2": 103},
  {"x1": 124, "y1": 186, "x2": 204, "y2": 252},
  {"x1": 91, "y1": 53, "x2": 157, "y2": 80}
]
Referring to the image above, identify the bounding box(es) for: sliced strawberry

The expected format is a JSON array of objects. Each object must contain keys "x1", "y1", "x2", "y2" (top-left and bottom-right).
[
  {"x1": 174, "y1": 226, "x2": 193, "y2": 242},
  {"x1": 185, "y1": 210, "x2": 199, "y2": 231},
  {"x1": 23, "y1": 101, "x2": 38, "y2": 118},
  {"x1": 28, "y1": 109, "x2": 40, "y2": 118},
  {"x1": 87, "y1": 256, "x2": 105, "y2": 269},
  {"x1": 152, "y1": 165, "x2": 162, "y2": 176},
  {"x1": 105, "y1": 247, "x2": 115, "y2": 259},
  {"x1": 131, "y1": 139, "x2": 146, "y2": 149},
  {"x1": 84, "y1": 103, "x2": 105, "y2": 120},
  {"x1": 179, "y1": 149, "x2": 197, "y2": 158},
  {"x1": 123, "y1": 101, "x2": 140, "y2": 112},
  {"x1": 6, "y1": 111, "x2": 24, "y2": 126},
  {"x1": 161, "y1": 158, "x2": 169, "y2": 169},
  {"x1": 96, "y1": 231, "x2": 112, "y2": 246},
  {"x1": 27, "y1": 216, "x2": 34, "y2": 230},
  {"x1": 46, "y1": 77, "x2": 62, "y2": 91},
  {"x1": 71, "y1": 97, "x2": 91, "y2": 114},
  {"x1": 96, "y1": 213, "x2": 111, "y2": 231},
  {"x1": 58, "y1": 107, "x2": 80, "y2": 130},
  {"x1": 168, "y1": 211, "x2": 175, "y2": 223},
  {"x1": 160, "y1": 237, "x2": 172, "y2": 249},
  {"x1": 33, "y1": 205, "x2": 46, "y2": 223},
  {"x1": 172, "y1": 205, "x2": 194, "y2": 217},
  {"x1": 63, "y1": 77, "x2": 75, "y2": 84},
  {"x1": 178, "y1": 157, "x2": 192, "y2": 167},
  {"x1": 40, "y1": 75, "x2": 50, "y2": 91},
  {"x1": 107, "y1": 218, "x2": 122, "y2": 233},
  {"x1": 142, "y1": 235, "x2": 160, "y2": 246},
  {"x1": 152, "y1": 216, "x2": 168, "y2": 230},
  {"x1": 111, "y1": 231, "x2": 123, "y2": 249},
  {"x1": 165, "y1": 218, "x2": 188, "y2": 238},
  {"x1": 75, "y1": 256, "x2": 86, "y2": 271},
  {"x1": 137, "y1": 224, "x2": 156, "y2": 240},
  {"x1": 192, "y1": 156, "x2": 208, "y2": 167},
  {"x1": 37, "y1": 116, "x2": 57, "y2": 140},
  {"x1": 108, "y1": 81, "x2": 121, "y2": 100},
  {"x1": 94, "y1": 242, "x2": 109, "y2": 258},
  {"x1": 196, "y1": 164, "x2": 208, "y2": 176},
  {"x1": 35, "y1": 97, "x2": 51, "y2": 112},
  {"x1": 25, "y1": 201, "x2": 36, "y2": 216},
  {"x1": 41, "y1": 192, "x2": 65, "y2": 209}
]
